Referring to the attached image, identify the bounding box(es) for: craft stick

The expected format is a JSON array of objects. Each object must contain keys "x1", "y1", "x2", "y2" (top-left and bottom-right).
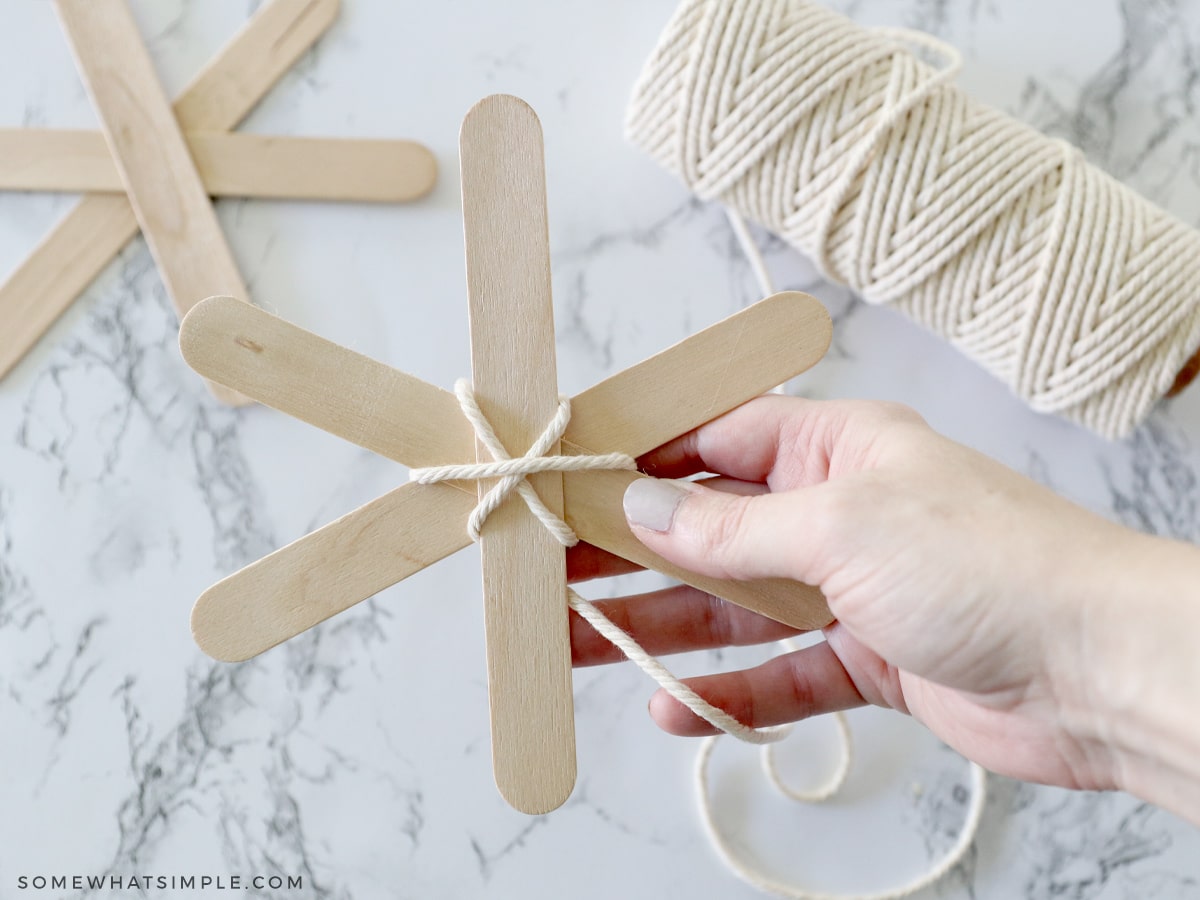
[
  {"x1": 54, "y1": 0, "x2": 254, "y2": 405},
  {"x1": 0, "y1": 194, "x2": 142, "y2": 380},
  {"x1": 0, "y1": 130, "x2": 437, "y2": 203},
  {"x1": 566, "y1": 291, "x2": 832, "y2": 457},
  {"x1": 0, "y1": 0, "x2": 338, "y2": 380},
  {"x1": 181, "y1": 292, "x2": 829, "y2": 467},
  {"x1": 193, "y1": 483, "x2": 476, "y2": 662},
  {"x1": 460, "y1": 95, "x2": 576, "y2": 815},
  {"x1": 179, "y1": 295, "x2": 472, "y2": 467},
  {"x1": 175, "y1": 0, "x2": 341, "y2": 128},
  {"x1": 189, "y1": 476, "x2": 825, "y2": 663},
  {"x1": 179, "y1": 292, "x2": 835, "y2": 652},
  {"x1": 185, "y1": 134, "x2": 435, "y2": 203}
]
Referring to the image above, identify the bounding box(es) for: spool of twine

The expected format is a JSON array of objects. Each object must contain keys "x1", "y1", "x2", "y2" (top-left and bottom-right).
[{"x1": 625, "y1": 0, "x2": 1200, "y2": 439}]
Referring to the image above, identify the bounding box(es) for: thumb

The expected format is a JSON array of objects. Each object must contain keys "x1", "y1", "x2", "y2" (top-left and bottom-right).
[{"x1": 622, "y1": 477, "x2": 818, "y2": 583}]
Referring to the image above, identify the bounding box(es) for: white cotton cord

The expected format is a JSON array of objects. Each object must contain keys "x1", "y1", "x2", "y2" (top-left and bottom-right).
[
  {"x1": 410, "y1": 379, "x2": 636, "y2": 545},
  {"x1": 753, "y1": 639, "x2": 853, "y2": 803},
  {"x1": 696, "y1": 735, "x2": 988, "y2": 900},
  {"x1": 568, "y1": 588, "x2": 789, "y2": 746},
  {"x1": 412, "y1": 455, "x2": 635, "y2": 483},
  {"x1": 725, "y1": 209, "x2": 791, "y2": 400},
  {"x1": 626, "y1": 0, "x2": 1200, "y2": 439},
  {"x1": 759, "y1": 712, "x2": 850, "y2": 803},
  {"x1": 728, "y1": 207, "x2": 777, "y2": 299},
  {"x1": 417, "y1": 380, "x2": 987, "y2": 899}
]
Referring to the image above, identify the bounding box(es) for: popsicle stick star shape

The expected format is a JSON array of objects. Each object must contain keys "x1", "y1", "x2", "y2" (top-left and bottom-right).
[
  {"x1": 0, "y1": 0, "x2": 435, "y2": 400},
  {"x1": 179, "y1": 95, "x2": 835, "y2": 815}
]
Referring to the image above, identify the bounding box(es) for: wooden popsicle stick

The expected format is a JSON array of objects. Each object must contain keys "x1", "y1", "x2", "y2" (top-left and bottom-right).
[
  {"x1": 184, "y1": 133, "x2": 435, "y2": 203},
  {"x1": 180, "y1": 292, "x2": 834, "y2": 656},
  {"x1": 460, "y1": 95, "x2": 576, "y2": 815},
  {"x1": 193, "y1": 483, "x2": 475, "y2": 662},
  {"x1": 0, "y1": 130, "x2": 437, "y2": 203},
  {"x1": 0, "y1": 0, "x2": 338, "y2": 380},
  {"x1": 189, "y1": 474, "x2": 827, "y2": 663},
  {"x1": 0, "y1": 130, "x2": 118, "y2": 195},
  {"x1": 174, "y1": 0, "x2": 340, "y2": 129},
  {"x1": 566, "y1": 291, "x2": 832, "y2": 457},
  {"x1": 181, "y1": 292, "x2": 829, "y2": 468},
  {"x1": 179, "y1": 295, "x2": 472, "y2": 468},
  {"x1": 54, "y1": 0, "x2": 252, "y2": 405},
  {"x1": 0, "y1": 194, "x2": 144, "y2": 380}
]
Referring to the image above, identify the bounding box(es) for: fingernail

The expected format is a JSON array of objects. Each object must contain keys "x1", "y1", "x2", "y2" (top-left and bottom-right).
[{"x1": 624, "y1": 478, "x2": 691, "y2": 533}]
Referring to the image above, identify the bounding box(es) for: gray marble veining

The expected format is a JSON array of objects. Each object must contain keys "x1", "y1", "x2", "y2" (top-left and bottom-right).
[{"x1": 1, "y1": 1, "x2": 1198, "y2": 898}]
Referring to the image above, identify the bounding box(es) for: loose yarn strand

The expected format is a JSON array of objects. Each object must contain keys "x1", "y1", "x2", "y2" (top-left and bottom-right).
[
  {"x1": 728, "y1": 207, "x2": 777, "y2": 299},
  {"x1": 568, "y1": 589, "x2": 788, "y2": 745},
  {"x1": 412, "y1": 380, "x2": 987, "y2": 899},
  {"x1": 627, "y1": 0, "x2": 1200, "y2": 438}
]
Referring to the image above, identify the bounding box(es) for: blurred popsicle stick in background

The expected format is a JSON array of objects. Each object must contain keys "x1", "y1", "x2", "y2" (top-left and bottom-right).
[{"x1": 0, "y1": 129, "x2": 435, "y2": 202}]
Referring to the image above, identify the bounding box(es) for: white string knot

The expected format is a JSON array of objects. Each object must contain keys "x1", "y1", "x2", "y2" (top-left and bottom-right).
[{"x1": 409, "y1": 379, "x2": 637, "y2": 545}]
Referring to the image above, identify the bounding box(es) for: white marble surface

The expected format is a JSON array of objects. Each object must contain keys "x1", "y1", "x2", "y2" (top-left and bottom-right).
[{"x1": 2, "y1": 0, "x2": 1199, "y2": 897}]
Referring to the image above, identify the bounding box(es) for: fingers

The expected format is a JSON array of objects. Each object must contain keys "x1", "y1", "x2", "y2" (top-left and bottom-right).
[
  {"x1": 570, "y1": 584, "x2": 802, "y2": 667},
  {"x1": 640, "y1": 395, "x2": 925, "y2": 487},
  {"x1": 639, "y1": 395, "x2": 801, "y2": 481},
  {"x1": 648, "y1": 640, "x2": 867, "y2": 736},
  {"x1": 566, "y1": 541, "x2": 644, "y2": 582},
  {"x1": 623, "y1": 476, "x2": 830, "y2": 583}
]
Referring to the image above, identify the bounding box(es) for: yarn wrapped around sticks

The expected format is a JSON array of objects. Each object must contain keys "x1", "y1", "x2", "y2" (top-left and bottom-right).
[{"x1": 625, "y1": 0, "x2": 1200, "y2": 439}]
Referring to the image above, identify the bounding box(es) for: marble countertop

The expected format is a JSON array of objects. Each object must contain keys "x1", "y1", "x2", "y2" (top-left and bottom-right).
[{"x1": 2, "y1": 0, "x2": 1199, "y2": 897}]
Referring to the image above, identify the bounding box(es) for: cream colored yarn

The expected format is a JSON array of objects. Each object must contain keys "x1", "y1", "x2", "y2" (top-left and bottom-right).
[
  {"x1": 626, "y1": 0, "x2": 1200, "y2": 439},
  {"x1": 410, "y1": 379, "x2": 636, "y2": 544}
]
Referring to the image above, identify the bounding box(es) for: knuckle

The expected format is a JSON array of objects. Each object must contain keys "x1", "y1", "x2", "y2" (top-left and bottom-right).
[
  {"x1": 803, "y1": 482, "x2": 861, "y2": 563},
  {"x1": 807, "y1": 480, "x2": 853, "y2": 530},
  {"x1": 785, "y1": 660, "x2": 818, "y2": 718},
  {"x1": 873, "y1": 400, "x2": 924, "y2": 425},
  {"x1": 700, "y1": 591, "x2": 734, "y2": 648},
  {"x1": 693, "y1": 493, "x2": 754, "y2": 575}
]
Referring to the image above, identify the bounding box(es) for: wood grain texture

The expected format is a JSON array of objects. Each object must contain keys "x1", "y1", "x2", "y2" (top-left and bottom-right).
[
  {"x1": 460, "y1": 95, "x2": 576, "y2": 814},
  {"x1": 566, "y1": 291, "x2": 832, "y2": 457},
  {"x1": 179, "y1": 296, "x2": 471, "y2": 466},
  {"x1": 54, "y1": 0, "x2": 252, "y2": 405},
  {"x1": 182, "y1": 293, "x2": 830, "y2": 466},
  {"x1": 0, "y1": 130, "x2": 437, "y2": 203},
  {"x1": 0, "y1": 0, "x2": 337, "y2": 380},
  {"x1": 172, "y1": 0, "x2": 340, "y2": 127},
  {"x1": 179, "y1": 292, "x2": 835, "y2": 656},
  {"x1": 193, "y1": 483, "x2": 475, "y2": 662}
]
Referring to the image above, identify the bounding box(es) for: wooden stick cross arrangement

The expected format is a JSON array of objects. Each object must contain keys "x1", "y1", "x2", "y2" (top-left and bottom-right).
[
  {"x1": 0, "y1": 0, "x2": 436, "y2": 398},
  {"x1": 181, "y1": 94, "x2": 835, "y2": 814}
]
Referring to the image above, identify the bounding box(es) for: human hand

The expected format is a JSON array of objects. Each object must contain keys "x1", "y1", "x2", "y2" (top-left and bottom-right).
[{"x1": 567, "y1": 396, "x2": 1200, "y2": 813}]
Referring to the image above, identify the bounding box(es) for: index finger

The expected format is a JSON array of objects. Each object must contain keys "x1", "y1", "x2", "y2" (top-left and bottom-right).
[{"x1": 639, "y1": 395, "x2": 924, "y2": 488}]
